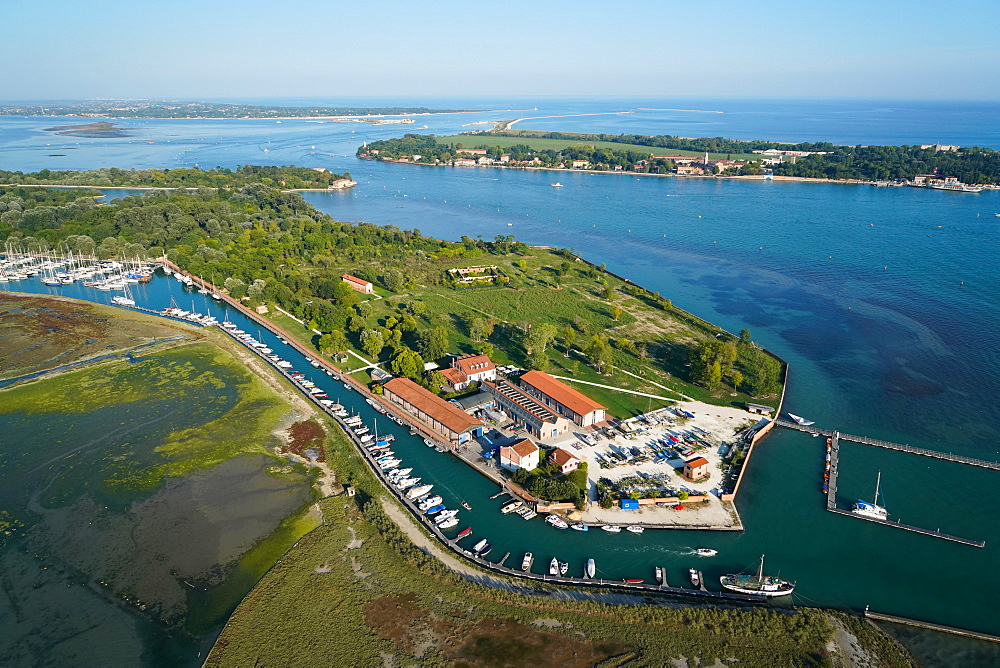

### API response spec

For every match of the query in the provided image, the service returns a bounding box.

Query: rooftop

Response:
[341,273,371,286]
[519,370,606,417]
[455,353,495,375]
[383,377,482,434]
[686,457,710,468]
[504,438,538,458]
[486,380,561,424]
[550,447,580,467]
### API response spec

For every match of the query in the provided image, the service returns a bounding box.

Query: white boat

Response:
[545,515,569,529]
[472,539,488,553]
[787,413,815,426]
[438,517,459,529]
[689,568,701,587]
[501,501,523,514]
[521,552,533,571]
[407,484,433,499]
[549,557,559,576]
[626,525,644,534]
[570,523,589,532]
[418,496,443,511]
[601,525,622,533]
[586,558,596,579]
[852,471,888,520]
[550,182,564,187]
[435,509,459,523]
[720,555,795,598]
[559,561,569,576]
[695,548,718,557]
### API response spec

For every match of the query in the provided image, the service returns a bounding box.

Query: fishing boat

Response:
[559,562,569,576]
[600,525,622,533]
[521,552,533,571]
[787,413,815,426]
[626,525,644,534]
[688,568,701,587]
[570,522,589,531]
[695,548,718,557]
[586,558,596,578]
[438,517,459,529]
[719,555,795,598]
[457,527,473,539]
[549,558,559,576]
[545,515,569,529]
[852,471,888,520]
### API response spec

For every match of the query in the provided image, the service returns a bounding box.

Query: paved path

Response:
[548,374,677,402]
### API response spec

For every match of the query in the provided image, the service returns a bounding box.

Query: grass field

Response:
[207,427,909,667]
[434,133,758,161]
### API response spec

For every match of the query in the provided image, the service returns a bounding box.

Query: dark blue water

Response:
[4,98,1000,644]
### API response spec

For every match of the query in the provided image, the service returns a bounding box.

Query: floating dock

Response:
[794,426,987,548]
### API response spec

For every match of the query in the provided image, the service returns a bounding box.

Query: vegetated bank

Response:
[206,421,914,667]
[359,130,1000,184]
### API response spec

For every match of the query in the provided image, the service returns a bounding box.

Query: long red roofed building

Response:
[382,377,482,445]
[517,370,607,428]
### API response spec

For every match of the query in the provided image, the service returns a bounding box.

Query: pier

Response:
[865,608,1000,644]
[777,420,1000,470]
[780,423,989,548]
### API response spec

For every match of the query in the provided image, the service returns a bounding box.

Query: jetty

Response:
[780,422,989,548]
[865,608,1000,644]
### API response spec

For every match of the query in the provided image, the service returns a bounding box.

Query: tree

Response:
[677,490,689,501]
[469,317,494,342]
[740,328,752,343]
[360,329,384,359]
[355,301,372,318]
[731,370,745,390]
[559,325,577,356]
[524,323,557,356]
[389,346,424,380]
[585,335,613,373]
[419,325,449,361]
[318,330,349,355]
[610,305,624,321]
[702,360,722,389]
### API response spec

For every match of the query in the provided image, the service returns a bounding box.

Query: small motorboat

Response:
[570,522,589,531]
[655,566,665,584]
[424,438,435,447]
[559,561,569,576]
[624,578,644,584]
[626,525,644,534]
[586,558,596,579]
[456,527,472,539]
[601,525,622,533]
[695,548,718,557]
[461,501,472,510]
[438,517,459,529]
[545,515,569,529]
[472,539,487,553]
[689,568,701,587]
[521,552,533,571]
[425,505,446,515]
[549,558,559,576]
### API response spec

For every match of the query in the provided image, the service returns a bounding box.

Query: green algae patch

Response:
[0,341,293,497]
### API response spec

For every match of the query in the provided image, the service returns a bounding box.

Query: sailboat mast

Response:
[874,471,881,506]
[758,554,765,580]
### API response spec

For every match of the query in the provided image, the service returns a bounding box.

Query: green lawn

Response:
[434,133,758,161]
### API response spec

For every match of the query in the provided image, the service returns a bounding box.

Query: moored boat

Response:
[601,524,622,533]
[624,578,644,584]
[559,561,568,576]
[586,558,596,578]
[852,471,888,520]
[472,539,488,553]
[438,517,459,529]
[457,527,473,539]
[549,557,559,576]
[787,413,815,426]
[521,552,533,571]
[689,568,701,587]
[719,555,795,598]
[570,522,589,531]
[545,515,569,529]
[626,525,644,534]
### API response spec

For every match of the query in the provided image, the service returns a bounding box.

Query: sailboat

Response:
[852,471,888,520]
[720,555,795,597]
[787,413,815,426]
[112,281,135,307]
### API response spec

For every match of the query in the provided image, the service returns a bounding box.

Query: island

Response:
[1,169,917,666]
[358,130,1000,187]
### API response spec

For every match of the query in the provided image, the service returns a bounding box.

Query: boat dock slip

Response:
[777,420,1000,471]
[797,428,987,548]
[865,609,1000,644]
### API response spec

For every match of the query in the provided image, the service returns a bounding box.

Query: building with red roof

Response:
[518,370,606,428]
[484,380,572,439]
[382,378,482,444]
[683,457,710,481]
[341,274,374,294]
[499,438,539,472]
[548,447,581,475]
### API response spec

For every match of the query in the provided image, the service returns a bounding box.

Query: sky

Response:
[4,0,999,101]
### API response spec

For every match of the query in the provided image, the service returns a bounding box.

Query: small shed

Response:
[746,403,774,416]
[620,499,639,510]
[683,457,710,481]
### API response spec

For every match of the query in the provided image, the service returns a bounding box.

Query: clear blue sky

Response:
[5,0,999,101]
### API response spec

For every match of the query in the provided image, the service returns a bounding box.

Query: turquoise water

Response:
[4,98,1000,659]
